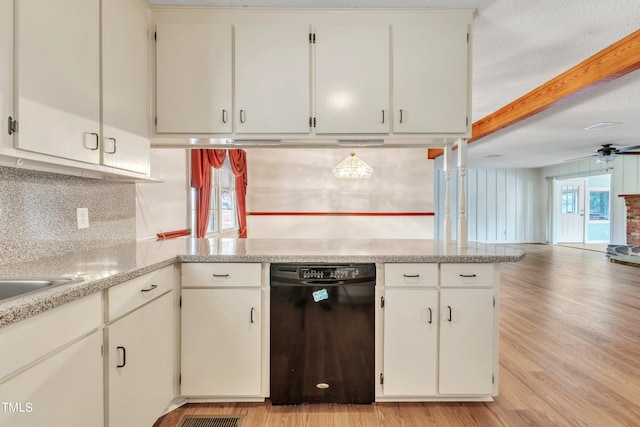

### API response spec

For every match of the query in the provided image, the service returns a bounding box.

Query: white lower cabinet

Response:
[107,292,174,427]
[0,331,104,427]
[107,290,174,427]
[181,288,262,396]
[383,288,437,396]
[439,288,495,395]
[381,263,497,399]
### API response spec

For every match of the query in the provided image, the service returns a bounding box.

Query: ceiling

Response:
[147,0,640,168]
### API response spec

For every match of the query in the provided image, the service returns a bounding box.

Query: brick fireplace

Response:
[619,194,640,246]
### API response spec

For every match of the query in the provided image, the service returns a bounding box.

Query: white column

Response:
[443,143,453,243]
[457,138,468,247]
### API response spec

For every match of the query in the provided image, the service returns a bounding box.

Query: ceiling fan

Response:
[567,143,640,163]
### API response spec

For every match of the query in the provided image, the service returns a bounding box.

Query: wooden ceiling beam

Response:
[428,28,640,160]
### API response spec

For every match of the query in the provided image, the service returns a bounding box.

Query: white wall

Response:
[136,149,189,240]
[246,148,435,239]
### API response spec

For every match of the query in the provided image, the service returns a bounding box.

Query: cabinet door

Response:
[0,0,12,150]
[439,288,494,395]
[235,24,310,134]
[108,292,174,427]
[383,288,437,396]
[393,23,469,134]
[15,0,100,164]
[315,25,389,134]
[102,0,150,174]
[181,288,262,396]
[0,331,103,427]
[156,23,232,134]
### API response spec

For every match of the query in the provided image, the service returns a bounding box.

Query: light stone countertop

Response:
[0,238,525,328]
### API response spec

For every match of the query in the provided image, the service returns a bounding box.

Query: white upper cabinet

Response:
[15,0,101,164]
[314,25,390,134]
[149,9,472,142]
[156,23,232,134]
[392,23,469,134]
[235,24,310,134]
[0,0,12,149]
[102,0,150,174]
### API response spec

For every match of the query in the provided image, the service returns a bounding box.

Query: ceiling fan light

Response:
[596,153,616,163]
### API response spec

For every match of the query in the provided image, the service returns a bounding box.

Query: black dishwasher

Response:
[270,263,376,405]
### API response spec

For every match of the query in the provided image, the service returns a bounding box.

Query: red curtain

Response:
[191,149,226,238]
[228,149,248,238]
[191,148,248,238]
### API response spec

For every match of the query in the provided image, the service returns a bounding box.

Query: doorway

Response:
[554,174,611,245]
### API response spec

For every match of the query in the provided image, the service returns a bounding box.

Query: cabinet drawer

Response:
[182,263,262,287]
[440,263,495,287]
[384,263,438,287]
[108,265,174,321]
[0,292,101,381]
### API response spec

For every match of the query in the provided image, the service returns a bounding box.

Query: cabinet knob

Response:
[399,109,404,124]
[240,110,246,124]
[222,109,228,124]
[381,109,385,124]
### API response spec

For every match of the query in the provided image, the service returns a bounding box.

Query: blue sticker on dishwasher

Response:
[312,289,329,302]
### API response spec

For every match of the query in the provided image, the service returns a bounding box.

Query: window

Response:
[190,157,238,235]
[560,185,579,214]
[589,190,610,221]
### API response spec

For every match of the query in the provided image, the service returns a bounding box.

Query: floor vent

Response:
[177,415,244,427]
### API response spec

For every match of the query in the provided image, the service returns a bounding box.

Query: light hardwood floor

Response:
[154,244,640,427]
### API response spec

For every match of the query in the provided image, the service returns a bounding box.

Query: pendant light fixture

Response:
[332,152,373,179]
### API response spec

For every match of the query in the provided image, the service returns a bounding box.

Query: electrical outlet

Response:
[76,208,89,229]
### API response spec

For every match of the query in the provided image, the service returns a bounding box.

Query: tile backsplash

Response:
[0,166,135,265]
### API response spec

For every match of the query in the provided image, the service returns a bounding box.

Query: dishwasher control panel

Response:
[300,267,359,280]
[271,263,376,283]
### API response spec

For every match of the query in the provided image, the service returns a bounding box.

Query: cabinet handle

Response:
[381,110,385,124]
[222,109,228,124]
[140,284,157,293]
[447,306,452,322]
[403,274,420,278]
[104,137,117,154]
[459,274,477,278]
[213,274,230,278]
[240,110,246,124]
[399,109,404,124]
[250,307,256,324]
[87,132,100,150]
[428,307,433,324]
[116,346,126,368]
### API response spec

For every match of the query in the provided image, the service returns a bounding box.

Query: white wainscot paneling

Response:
[434,167,543,243]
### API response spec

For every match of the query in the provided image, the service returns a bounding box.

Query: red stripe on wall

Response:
[247,212,435,216]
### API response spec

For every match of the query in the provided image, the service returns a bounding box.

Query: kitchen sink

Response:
[0,277,83,301]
